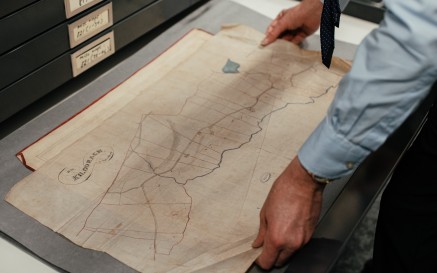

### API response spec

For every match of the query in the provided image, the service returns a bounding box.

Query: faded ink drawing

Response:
[7,25,349,273]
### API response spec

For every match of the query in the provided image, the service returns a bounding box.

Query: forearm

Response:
[299,0,437,179]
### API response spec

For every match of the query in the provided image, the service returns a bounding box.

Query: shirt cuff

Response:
[298,117,371,179]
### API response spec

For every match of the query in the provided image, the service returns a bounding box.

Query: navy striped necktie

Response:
[320,0,341,68]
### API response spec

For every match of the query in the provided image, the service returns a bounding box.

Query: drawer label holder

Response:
[64,0,104,19]
[68,3,113,49]
[71,31,115,77]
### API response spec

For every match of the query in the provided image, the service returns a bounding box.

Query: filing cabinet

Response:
[343,0,385,23]
[0,1,40,22]
[0,0,204,123]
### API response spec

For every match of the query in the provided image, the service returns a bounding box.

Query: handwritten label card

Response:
[68,3,113,48]
[71,31,115,77]
[64,0,104,18]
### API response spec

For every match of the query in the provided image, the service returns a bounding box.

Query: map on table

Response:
[7,25,350,273]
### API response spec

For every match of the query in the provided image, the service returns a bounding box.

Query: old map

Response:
[7,25,350,273]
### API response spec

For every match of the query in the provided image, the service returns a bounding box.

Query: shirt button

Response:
[346,162,354,169]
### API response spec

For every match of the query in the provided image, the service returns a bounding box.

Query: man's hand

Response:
[261,0,323,46]
[252,156,325,270]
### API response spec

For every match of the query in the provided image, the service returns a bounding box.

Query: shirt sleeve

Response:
[299,0,437,179]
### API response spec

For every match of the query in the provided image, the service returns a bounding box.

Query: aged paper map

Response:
[7,25,350,273]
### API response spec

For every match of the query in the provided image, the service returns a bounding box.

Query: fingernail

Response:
[271,20,278,27]
[267,26,273,33]
[252,241,261,248]
[261,38,269,46]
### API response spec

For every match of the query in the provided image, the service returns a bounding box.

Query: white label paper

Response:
[64,0,104,18]
[71,32,115,77]
[68,3,113,48]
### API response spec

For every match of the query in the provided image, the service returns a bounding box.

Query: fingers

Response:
[255,234,281,270]
[262,7,304,46]
[261,19,280,46]
[290,32,307,45]
[254,214,296,270]
[275,247,295,267]
[276,8,287,20]
[263,18,294,46]
[256,235,299,269]
[252,210,267,248]
[252,230,265,248]
[261,8,290,46]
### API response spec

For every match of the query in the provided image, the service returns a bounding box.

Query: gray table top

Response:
[0,1,359,272]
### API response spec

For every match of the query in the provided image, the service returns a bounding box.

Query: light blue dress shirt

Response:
[299,0,437,179]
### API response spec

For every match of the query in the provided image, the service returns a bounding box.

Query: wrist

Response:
[296,156,338,185]
[288,157,326,193]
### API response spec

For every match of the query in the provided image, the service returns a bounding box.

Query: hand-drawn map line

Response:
[66,58,336,260]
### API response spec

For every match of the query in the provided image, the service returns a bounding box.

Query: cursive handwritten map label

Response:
[73,9,109,41]
[68,3,113,48]
[71,31,115,77]
[58,147,114,185]
[77,38,111,68]
[64,0,104,18]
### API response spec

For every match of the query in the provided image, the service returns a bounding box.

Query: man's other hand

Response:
[261,0,323,46]
[252,156,325,269]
